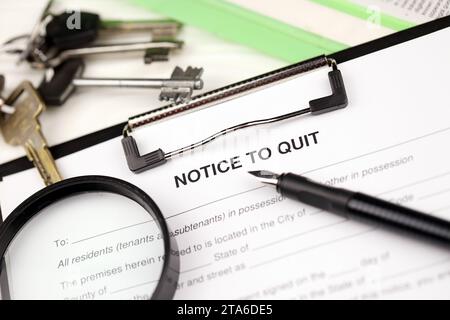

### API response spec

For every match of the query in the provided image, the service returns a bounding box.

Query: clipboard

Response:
[1,16,449,180]
[1,16,450,300]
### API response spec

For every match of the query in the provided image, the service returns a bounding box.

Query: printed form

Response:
[1,27,450,300]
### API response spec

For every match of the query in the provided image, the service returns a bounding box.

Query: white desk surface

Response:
[0,0,286,165]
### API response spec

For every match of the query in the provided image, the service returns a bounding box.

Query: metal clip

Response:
[122,56,348,174]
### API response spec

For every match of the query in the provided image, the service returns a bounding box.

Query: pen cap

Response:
[277,173,353,216]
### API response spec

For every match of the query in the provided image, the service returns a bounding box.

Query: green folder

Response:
[132,0,415,62]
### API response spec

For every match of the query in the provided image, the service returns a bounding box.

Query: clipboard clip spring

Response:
[122,56,348,173]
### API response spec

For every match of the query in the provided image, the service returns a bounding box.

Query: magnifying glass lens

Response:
[1,192,165,300]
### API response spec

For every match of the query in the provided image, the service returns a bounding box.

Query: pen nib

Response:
[248,170,280,186]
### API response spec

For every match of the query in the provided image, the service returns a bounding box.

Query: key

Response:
[0,81,62,185]
[5,6,183,66]
[38,58,204,106]
[45,11,182,50]
[67,16,183,63]
[101,18,182,35]
[31,40,183,69]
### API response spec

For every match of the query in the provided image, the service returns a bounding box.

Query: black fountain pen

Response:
[249,170,450,244]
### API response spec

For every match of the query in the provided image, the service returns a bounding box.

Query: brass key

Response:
[0,81,61,185]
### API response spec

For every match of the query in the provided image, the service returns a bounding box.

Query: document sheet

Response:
[352,0,450,23]
[1,28,450,300]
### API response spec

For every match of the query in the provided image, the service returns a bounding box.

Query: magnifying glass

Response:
[0,175,179,300]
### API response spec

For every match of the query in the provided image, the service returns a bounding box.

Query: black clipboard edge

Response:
[331,15,450,63]
[1,16,449,180]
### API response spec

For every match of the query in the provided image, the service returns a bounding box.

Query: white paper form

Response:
[2,27,450,300]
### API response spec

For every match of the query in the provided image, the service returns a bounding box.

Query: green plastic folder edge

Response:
[132,0,346,62]
[132,0,414,62]
[310,0,415,31]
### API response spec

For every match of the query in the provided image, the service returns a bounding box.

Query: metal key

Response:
[101,18,182,35]
[31,40,183,69]
[0,82,62,185]
[4,3,183,67]
[45,11,182,50]
[38,58,204,105]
